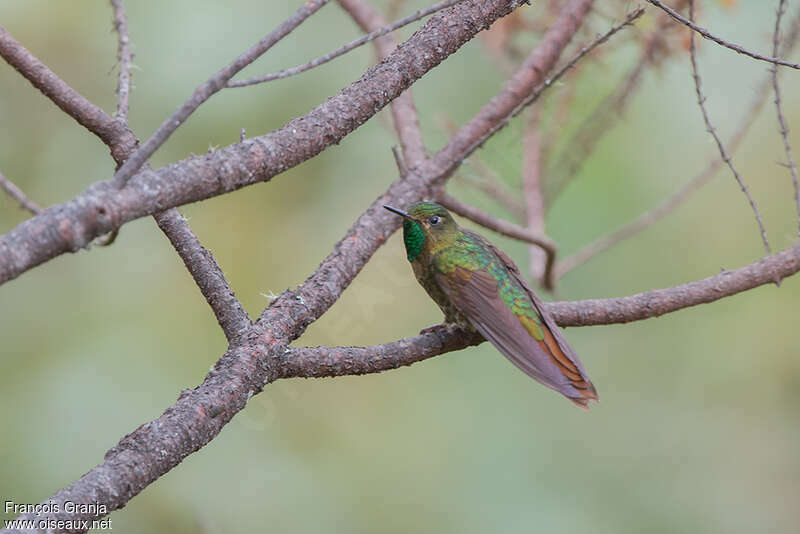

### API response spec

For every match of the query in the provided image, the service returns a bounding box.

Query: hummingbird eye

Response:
[429,215,441,226]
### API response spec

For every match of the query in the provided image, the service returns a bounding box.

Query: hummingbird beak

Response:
[383,205,411,219]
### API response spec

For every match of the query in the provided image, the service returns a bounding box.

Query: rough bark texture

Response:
[4,0,796,532]
[0,0,528,286]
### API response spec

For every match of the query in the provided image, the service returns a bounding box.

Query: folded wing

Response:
[435,231,598,408]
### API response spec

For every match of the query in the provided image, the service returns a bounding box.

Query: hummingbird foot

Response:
[419,323,451,335]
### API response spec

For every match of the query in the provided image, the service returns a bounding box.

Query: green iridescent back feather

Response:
[433,230,544,339]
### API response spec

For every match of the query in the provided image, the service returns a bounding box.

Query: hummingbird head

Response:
[384,201,458,262]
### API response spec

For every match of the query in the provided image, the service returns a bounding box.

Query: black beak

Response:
[383,205,410,218]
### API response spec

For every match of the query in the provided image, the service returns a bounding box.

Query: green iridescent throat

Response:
[403,219,425,261]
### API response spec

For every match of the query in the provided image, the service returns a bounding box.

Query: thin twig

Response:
[435,7,645,179]
[336,0,427,167]
[154,209,252,343]
[771,0,800,235]
[0,12,250,344]
[111,0,331,188]
[227,0,466,88]
[556,8,800,279]
[439,193,557,282]
[108,1,250,342]
[688,0,771,254]
[110,0,133,121]
[0,0,529,287]
[438,113,526,219]
[10,1,800,529]
[0,25,137,164]
[646,0,800,69]
[546,0,688,203]
[0,171,42,215]
[286,240,800,377]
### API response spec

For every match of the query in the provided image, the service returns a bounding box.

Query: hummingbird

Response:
[384,201,598,408]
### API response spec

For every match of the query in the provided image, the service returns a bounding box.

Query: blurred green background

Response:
[1,1,799,532]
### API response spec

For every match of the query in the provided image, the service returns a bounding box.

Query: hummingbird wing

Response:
[434,230,598,408]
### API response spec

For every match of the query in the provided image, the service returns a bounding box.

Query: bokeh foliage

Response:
[1,1,799,532]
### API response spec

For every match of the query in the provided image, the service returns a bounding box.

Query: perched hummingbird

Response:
[384,201,598,408]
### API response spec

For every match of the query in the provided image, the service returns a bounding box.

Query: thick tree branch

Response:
[0,0,530,287]
[9,3,793,532]
[433,0,596,178]
[336,0,427,167]
[228,0,464,89]
[0,4,250,343]
[110,0,331,188]
[646,0,800,69]
[286,241,800,378]
[284,325,484,377]
[433,4,643,181]
[3,3,536,529]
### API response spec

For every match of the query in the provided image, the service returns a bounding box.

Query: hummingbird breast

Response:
[410,258,474,330]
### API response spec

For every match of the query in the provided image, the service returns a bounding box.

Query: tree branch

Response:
[546,0,688,204]
[154,209,252,343]
[0,25,137,164]
[688,0,771,254]
[0,5,251,344]
[283,325,484,378]
[0,171,42,216]
[556,75,774,279]
[555,6,800,279]
[433,0,595,177]
[439,193,557,270]
[432,3,642,181]
[110,0,331,188]
[228,0,464,89]
[771,0,800,235]
[286,240,800,379]
[437,113,525,218]
[646,0,800,69]
[109,0,133,121]
[336,0,427,167]
[0,0,530,287]
[3,5,600,527]
[7,4,797,532]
